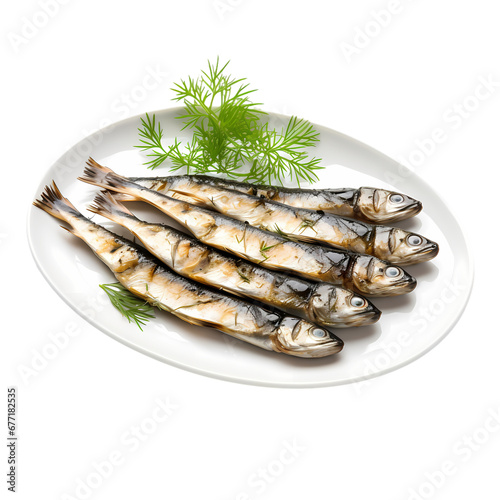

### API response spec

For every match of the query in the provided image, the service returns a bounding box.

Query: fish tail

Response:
[88,190,137,225]
[33,182,82,223]
[34,181,133,260]
[78,158,138,198]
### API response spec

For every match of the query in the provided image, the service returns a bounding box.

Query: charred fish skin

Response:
[123,175,437,265]
[127,175,423,223]
[88,191,381,328]
[33,183,343,358]
[79,159,417,297]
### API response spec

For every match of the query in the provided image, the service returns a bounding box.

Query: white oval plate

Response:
[27,108,473,388]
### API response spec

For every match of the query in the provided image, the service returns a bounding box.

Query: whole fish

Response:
[123,174,422,224]
[115,175,438,265]
[89,191,381,328]
[33,183,343,358]
[79,159,417,297]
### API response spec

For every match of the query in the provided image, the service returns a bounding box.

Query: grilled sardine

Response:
[124,174,423,224]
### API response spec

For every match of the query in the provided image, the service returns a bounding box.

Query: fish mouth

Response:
[395,200,423,219]
[323,306,381,327]
[355,278,416,297]
[309,337,344,358]
[406,242,439,264]
[351,304,382,323]
[386,275,417,295]
[278,336,344,358]
[380,200,423,223]
[401,275,417,292]
[363,305,382,323]
[417,242,439,258]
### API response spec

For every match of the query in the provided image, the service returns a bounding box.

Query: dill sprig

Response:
[100,282,156,331]
[136,58,323,186]
[273,224,298,241]
[237,270,251,283]
[298,218,318,234]
[259,241,279,261]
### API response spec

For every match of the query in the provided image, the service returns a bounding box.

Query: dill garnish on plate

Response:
[136,58,323,186]
[100,282,156,331]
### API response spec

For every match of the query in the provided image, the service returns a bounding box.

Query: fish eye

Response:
[407,234,423,246]
[390,194,404,204]
[385,267,401,278]
[350,296,366,308]
[311,328,328,339]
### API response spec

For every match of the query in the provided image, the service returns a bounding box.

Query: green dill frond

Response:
[136,59,323,186]
[236,117,323,187]
[259,240,279,261]
[298,219,318,234]
[235,224,248,250]
[237,271,251,283]
[100,282,156,331]
[273,224,297,241]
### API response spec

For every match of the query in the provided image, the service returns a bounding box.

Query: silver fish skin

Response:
[78,159,417,297]
[33,183,343,358]
[89,191,381,328]
[118,176,438,265]
[125,174,423,224]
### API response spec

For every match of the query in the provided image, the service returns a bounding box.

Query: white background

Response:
[2,1,499,499]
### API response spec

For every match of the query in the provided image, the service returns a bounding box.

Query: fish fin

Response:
[108,192,139,202]
[33,182,82,222]
[78,158,115,188]
[166,188,206,204]
[59,225,76,235]
[78,158,133,196]
[88,191,139,227]
[88,190,137,224]
[87,157,114,175]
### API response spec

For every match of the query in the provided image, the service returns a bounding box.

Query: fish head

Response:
[351,255,417,296]
[357,187,422,223]
[384,228,439,265]
[308,284,381,327]
[273,317,343,358]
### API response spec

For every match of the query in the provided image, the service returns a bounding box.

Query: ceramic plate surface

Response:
[27,108,473,388]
